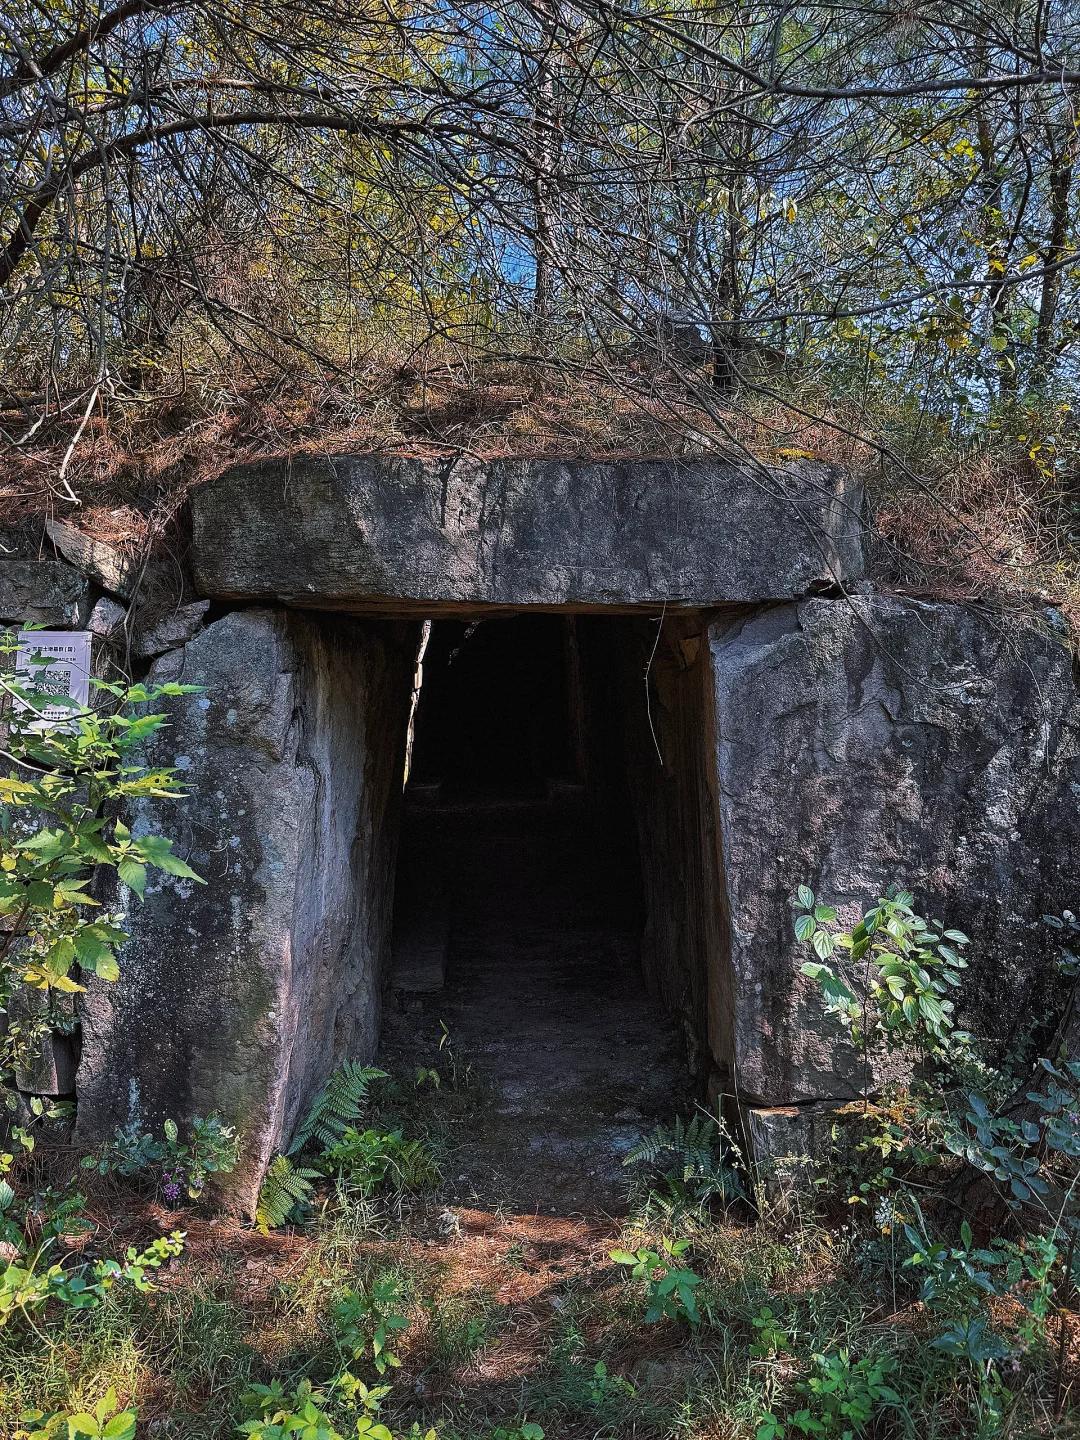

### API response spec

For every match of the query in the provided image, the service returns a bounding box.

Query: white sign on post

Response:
[14,631,93,726]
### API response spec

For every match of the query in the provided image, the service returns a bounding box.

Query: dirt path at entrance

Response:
[381,798,692,1215]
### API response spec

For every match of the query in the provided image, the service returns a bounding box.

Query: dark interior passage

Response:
[383,614,692,1213]
[409,615,572,797]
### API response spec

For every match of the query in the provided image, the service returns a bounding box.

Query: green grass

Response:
[0,1193,1076,1439]
[4,1058,1080,1440]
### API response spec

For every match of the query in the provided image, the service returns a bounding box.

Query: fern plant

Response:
[288,1063,387,1155]
[625,1114,744,1214]
[255,1155,320,1233]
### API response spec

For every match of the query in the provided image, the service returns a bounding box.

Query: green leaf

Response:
[796,885,814,909]
[88,923,130,945]
[117,860,146,898]
[813,906,837,923]
[119,715,167,744]
[46,937,77,973]
[102,1416,137,1440]
[918,995,945,1025]
[154,853,204,883]
[74,933,113,967]
[133,835,205,884]
[20,829,73,859]
[93,955,120,983]
[812,929,835,959]
[794,913,816,941]
[800,961,833,981]
[66,1416,99,1438]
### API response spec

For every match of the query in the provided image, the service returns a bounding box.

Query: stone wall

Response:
[593,614,733,1084]
[0,557,91,628]
[74,608,415,1207]
[710,595,1080,1111]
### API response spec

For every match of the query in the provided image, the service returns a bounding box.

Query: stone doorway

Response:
[71,454,1080,1211]
[383,614,693,1213]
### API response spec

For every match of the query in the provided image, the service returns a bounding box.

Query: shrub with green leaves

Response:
[793,883,969,1064]
[610,1236,702,1325]
[0,1140,91,1258]
[0,635,203,1078]
[0,1230,185,1327]
[750,1305,792,1358]
[585,1360,635,1409]
[0,1125,186,1328]
[84,1113,239,1203]
[334,1279,410,1375]
[288,1062,387,1155]
[18,1388,137,1440]
[255,1154,321,1233]
[257,1062,439,1229]
[793,877,1080,1430]
[325,1127,442,1197]
[624,1112,743,1215]
[237,1376,435,1440]
[757,1351,900,1439]
[943,1059,1080,1210]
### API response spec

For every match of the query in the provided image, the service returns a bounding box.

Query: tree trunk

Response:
[1034,140,1074,389]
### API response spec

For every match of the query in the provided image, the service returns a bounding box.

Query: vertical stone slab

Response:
[711,596,1080,1107]
[74,608,414,1208]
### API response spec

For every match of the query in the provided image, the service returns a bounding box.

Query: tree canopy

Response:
[1,0,1078,585]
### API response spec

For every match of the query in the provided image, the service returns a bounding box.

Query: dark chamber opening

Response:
[382,614,692,1214]
[408,614,571,798]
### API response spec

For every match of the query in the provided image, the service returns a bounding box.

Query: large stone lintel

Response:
[191,455,864,610]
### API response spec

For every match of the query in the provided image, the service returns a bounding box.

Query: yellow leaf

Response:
[22,966,85,993]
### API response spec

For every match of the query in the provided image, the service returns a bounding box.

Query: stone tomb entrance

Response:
[67,456,1080,1210]
[383,614,694,1212]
